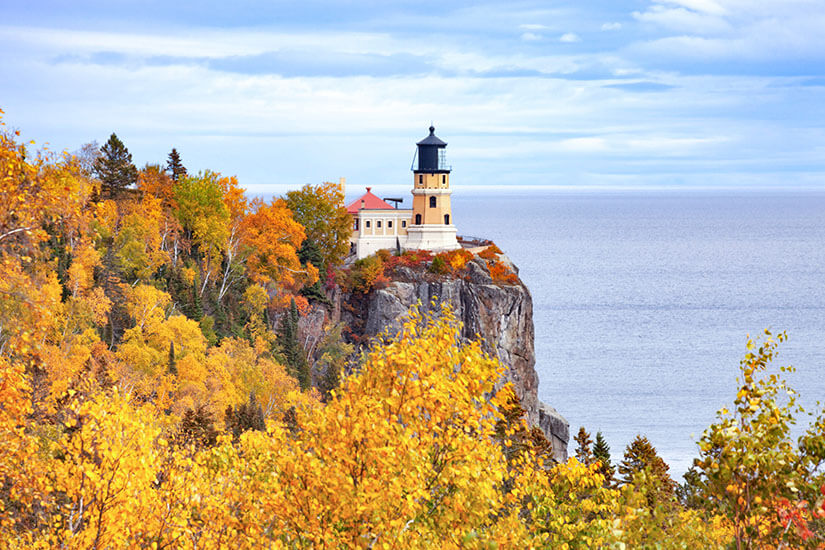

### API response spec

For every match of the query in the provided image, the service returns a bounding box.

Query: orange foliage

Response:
[489,260,519,285]
[477,243,503,261]
[242,198,312,292]
[137,164,176,208]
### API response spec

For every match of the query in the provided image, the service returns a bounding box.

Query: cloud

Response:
[603,81,674,92]
[654,0,728,16]
[633,6,731,34]
[1,2,824,191]
[626,0,825,72]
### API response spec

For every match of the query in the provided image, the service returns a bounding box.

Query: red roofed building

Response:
[347,187,413,259]
[347,126,460,259]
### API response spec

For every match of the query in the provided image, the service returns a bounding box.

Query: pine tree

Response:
[298,239,329,303]
[278,298,310,390]
[225,392,266,440]
[166,148,187,182]
[179,405,218,447]
[94,133,137,197]
[592,431,614,486]
[167,341,177,376]
[298,238,324,272]
[574,426,595,465]
[618,434,677,507]
[319,362,340,402]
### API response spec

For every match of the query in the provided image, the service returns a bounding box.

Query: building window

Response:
[415,214,422,225]
[418,175,423,185]
[444,214,450,224]
[377,220,382,228]
[402,220,406,227]
[429,196,437,208]
[442,175,446,184]
[354,219,359,231]
[388,220,393,228]
[366,220,371,228]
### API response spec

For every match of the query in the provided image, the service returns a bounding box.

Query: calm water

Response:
[452,190,825,478]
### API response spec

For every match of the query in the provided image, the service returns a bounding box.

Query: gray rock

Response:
[342,256,569,459]
[538,401,570,463]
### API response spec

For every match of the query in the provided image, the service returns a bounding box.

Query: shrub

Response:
[478,243,503,260]
[346,255,385,293]
[489,260,519,285]
[429,255,448,274]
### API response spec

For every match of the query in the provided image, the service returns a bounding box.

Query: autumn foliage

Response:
[1,113,823,548]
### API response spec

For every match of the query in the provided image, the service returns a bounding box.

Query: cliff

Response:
[339,254,569,461]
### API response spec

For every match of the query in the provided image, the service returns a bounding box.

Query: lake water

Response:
[452,189,825,479]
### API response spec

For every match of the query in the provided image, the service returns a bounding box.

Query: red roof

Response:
[346,187,396,214]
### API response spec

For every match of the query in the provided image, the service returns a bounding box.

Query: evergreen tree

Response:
[94,133,137,197]
[297,238,324,272]
[167,341,177,376]
[315,322,354,402]
[298,239,329,303]
[618,434,677,507]
[319,363,340,402]
[166,148,187,182]
[574,426,594,465]
[225,392,266,440]
[592,431,615,486]
[278,298,310,390]
[179,405,218,448]
[677,467,706,509]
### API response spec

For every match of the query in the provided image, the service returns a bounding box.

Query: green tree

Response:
[315,322,354,401]
[94,133,137,197]
[173,171,230,295]
[278,298,309,390]
[619,435,676,508]
[284,182,351,269]
[593,431,615,486]
[166,148,187,182]
[690,330,825,549]
[574,426,594,465]
[298,239,328,303]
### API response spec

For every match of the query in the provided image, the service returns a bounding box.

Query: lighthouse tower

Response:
[405,125,460,252]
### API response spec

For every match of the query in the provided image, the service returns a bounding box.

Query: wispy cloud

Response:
[0,1,822,191]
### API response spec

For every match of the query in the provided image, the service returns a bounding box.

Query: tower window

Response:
[415,214,422,225]
[429,196,437,208]
[442,175,446,184]
[444,214,450,224]
[418,175,423,185]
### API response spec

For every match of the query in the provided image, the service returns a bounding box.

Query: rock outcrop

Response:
[341,255,569,461]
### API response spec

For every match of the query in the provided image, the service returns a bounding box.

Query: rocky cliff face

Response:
[340,255,569,461]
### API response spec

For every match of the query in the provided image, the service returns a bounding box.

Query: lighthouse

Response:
[404,125,460,252]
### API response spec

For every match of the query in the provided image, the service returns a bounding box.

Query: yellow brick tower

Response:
[405,125,460,251]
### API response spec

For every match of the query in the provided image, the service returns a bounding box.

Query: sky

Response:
[1,0,824,195]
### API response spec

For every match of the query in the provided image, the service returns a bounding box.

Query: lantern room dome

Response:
[416,125,447,147]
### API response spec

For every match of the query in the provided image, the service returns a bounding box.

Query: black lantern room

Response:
[412,126,450,173]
